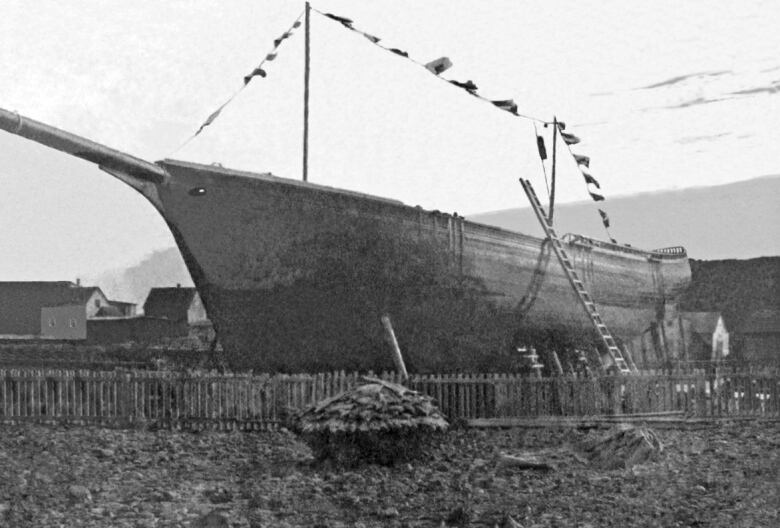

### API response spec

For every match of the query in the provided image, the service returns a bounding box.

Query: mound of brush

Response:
[293,377,448,466]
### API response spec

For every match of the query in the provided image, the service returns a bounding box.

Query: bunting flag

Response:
[492,99,518,115]
[361,32,381,43]
[194,107,225,136]
[324,13,354,28]
[313,8,548,124]
[599,209,610,228]
[573,153,590,167]
[176,10,304,146]
[274,32,291,47]
[389,48,409,57]
[243,16,304,86]
[589,190,605,201]
[536,135,547,160]
[243,67,266,83]
[560,131,580,145]
[579,165,600,188]
[425,57,453,75]
[449,79,478,94]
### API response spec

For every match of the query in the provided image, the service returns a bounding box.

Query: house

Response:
[679,311,730,361]
[0,281,138,340]
[737,309,780,365]
[106,300,137,317]
[143,286,208,324]
[0,281,111,339]
[628,308,729,367]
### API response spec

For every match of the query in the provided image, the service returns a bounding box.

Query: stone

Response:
[67,484,92,502]
[205,487,233,504]
[152,489,179,502]
[377,506,399,518]
[93,448,115,459]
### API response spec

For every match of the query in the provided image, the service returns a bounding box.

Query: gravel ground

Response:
[0,421,777,527]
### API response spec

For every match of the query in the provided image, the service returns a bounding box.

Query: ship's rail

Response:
[561,233,687,260]
[651,246,687,256]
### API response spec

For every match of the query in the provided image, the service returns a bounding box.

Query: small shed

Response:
[143,286,209,324]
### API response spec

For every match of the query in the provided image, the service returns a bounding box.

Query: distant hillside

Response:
[86,247,192,307]
[470,175,780,260]
[681,256,780,330]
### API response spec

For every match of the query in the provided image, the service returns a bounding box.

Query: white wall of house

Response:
[187,292,209,324]
[85,289,110,318]
[712,316,729,358]
[41,304,87,340]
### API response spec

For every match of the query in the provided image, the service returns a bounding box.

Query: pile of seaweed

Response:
[293,377,448,466]
[578,424,663,470]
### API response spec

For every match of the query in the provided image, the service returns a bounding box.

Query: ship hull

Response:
[152,160,691,372]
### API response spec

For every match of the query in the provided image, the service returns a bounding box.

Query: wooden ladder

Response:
[519,178,632,374]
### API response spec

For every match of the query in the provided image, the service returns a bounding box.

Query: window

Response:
[68,318,77,328]
[48,317,56,327]
[95,299,101,308]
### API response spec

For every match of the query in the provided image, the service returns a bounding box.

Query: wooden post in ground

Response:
[381,315,408,381]
[551,350,564,375]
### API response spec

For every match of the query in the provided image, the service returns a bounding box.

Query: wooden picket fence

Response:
[0,368,778,429]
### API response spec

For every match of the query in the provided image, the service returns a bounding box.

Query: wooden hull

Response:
[152,160,691,372]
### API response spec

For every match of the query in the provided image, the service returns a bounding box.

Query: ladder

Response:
[519,178,632,374]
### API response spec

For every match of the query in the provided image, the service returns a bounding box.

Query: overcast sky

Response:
[1,0,778,281]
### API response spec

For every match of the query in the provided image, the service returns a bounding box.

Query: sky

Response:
[1,0,778,282]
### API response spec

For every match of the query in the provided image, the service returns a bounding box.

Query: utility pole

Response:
[302,1,311,182]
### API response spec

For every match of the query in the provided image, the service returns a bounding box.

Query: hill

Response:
[86,247,193,307]
[469,175,780,260]
[681,256,780,330]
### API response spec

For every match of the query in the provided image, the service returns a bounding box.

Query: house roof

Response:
[681,311,723,335]
[0,281,103,306]
[143,287,198,321]
[0,281,106,335]
[739,309,780,334]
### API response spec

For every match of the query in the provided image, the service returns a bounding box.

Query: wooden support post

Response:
[381,315,408,380]
[548,116,558,223]
[551,350,564,376]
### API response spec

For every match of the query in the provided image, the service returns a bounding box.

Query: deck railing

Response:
[0,369,777,429]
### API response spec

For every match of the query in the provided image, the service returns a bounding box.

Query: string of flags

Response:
[315,9,548,124]
[535,121,616,242]
[317,9,617,241]
[172,7,619,243]
[172,10,305,152]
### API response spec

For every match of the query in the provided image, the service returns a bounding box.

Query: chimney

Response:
[176,283,181,288]
[76,278,81,286]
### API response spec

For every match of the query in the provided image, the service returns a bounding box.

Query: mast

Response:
[548,116,557,223]
[302,1,311,182]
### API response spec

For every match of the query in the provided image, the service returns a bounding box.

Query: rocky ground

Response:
[0,421,777,527]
